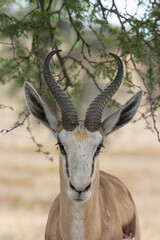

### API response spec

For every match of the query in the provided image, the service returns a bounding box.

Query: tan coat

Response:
[45,158,140,240]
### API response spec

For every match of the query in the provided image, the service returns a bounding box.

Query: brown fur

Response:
[45,157,140,240]
[58,125,64,134]
[73,128,89,142]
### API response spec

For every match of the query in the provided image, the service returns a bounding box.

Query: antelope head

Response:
[24,50,142,203]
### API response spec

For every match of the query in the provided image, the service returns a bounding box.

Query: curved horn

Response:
[84,53,124,132]
[43,50,79,131]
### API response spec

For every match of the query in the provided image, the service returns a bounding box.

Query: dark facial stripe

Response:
[66,156,70,177]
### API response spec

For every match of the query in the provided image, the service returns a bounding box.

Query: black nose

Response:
[69,181,91,194]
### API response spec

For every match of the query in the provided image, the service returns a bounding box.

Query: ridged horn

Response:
[43,50,79,131]
[84,53,124,132]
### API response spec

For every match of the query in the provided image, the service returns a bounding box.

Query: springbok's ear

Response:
[24,81,60,137]
[101,91,142,137]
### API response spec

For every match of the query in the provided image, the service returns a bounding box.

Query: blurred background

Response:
[0,0,160,240]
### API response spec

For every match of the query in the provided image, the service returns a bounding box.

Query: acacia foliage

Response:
[0,0,160,142]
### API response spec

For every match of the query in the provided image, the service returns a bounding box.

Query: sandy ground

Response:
[0,84,160,240]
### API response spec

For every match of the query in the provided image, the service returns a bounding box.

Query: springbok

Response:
[24,50,142,240]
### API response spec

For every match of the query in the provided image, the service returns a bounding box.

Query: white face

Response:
[58,123,103,203]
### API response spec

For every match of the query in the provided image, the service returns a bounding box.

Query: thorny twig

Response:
[27,117,53,161]
[67,9,91,57]
[51,1,65,48]
[3,112,30,135]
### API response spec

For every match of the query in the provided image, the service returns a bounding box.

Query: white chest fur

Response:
[72,206,85,240]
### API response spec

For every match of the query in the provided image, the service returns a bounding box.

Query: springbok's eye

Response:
[57,141,66,155]
[95,142,104,156]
